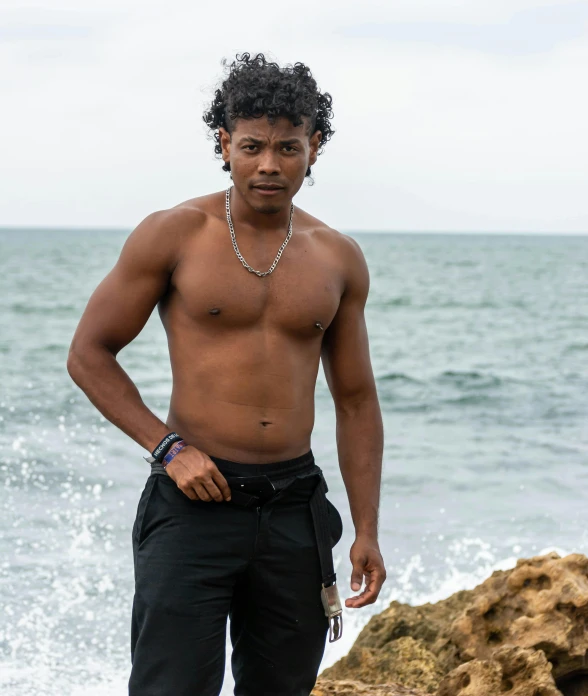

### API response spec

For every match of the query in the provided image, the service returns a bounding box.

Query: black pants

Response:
[128,450,343,696]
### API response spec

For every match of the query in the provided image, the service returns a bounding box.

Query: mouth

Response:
[253,184,285,195]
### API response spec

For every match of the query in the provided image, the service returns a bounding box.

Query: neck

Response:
[228,185,292,233]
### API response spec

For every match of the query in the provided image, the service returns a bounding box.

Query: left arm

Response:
[321,234,386,608]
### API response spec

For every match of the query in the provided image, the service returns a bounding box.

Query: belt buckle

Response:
[321,582,343,642]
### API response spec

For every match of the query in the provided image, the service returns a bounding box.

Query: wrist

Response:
[354,529,379,543]
[144,431,183,464]
[162,440,187,468]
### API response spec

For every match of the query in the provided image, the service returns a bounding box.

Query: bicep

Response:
[321,237,377,406]
[70,212,177,355]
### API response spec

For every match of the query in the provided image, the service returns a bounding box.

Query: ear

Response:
[219,127,231,164]
[308,129,322,167]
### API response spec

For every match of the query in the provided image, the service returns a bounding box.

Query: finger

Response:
[346,568,386,608]
[194,482,213,502]
[347,571,377,602]
[179,485,198,501]
[345,586,376,608]
[210,468,232,501]
[350,564,364,592]
[348,587,377,607]
[345,571,371,605]
[373,565,387,594]
[202,478,225,502]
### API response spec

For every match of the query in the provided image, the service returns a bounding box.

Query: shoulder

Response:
[296,208,369,294]
[128,206,206,245]
[296,207,365,260]
[122,193,224,271]
[170,190,226,226]
[136,190,226,240]
[149,198,213,238]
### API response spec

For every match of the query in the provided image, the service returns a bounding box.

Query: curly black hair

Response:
[203,53,334,178]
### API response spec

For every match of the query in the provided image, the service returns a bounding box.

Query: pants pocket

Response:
[132,474,159,547]
[326,498,343,548]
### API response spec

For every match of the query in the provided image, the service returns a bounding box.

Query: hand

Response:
[164,445,232,503]
[345,535,386,609]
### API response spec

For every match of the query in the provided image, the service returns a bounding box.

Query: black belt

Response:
[149,461,343,642]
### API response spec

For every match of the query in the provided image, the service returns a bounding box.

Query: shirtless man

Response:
[67,53,386,696]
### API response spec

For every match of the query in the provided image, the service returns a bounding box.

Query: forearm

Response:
[67,344,171,453]
[335,395,384,541]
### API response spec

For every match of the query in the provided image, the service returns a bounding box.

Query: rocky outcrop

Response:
[315,553,588,696]
[319,636,442,693]
[312,679,427,695]
[437,646,560,696]
[320,590,476,690]
[450,553,588,688]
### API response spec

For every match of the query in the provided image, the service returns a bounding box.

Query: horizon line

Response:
[1,225,587,237]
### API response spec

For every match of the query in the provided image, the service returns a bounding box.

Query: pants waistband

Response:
[150,449,316,481]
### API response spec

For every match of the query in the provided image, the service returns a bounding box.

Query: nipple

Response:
[314,321,324,331]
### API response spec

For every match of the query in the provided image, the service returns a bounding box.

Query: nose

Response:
[257,150,281,176]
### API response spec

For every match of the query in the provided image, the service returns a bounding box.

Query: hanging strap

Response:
[309,474,336,587]
[309,473,343,642]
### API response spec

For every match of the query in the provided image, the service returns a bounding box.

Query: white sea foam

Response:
[0,526,574,696]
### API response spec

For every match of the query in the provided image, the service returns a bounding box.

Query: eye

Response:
[243,144,257,151]
[282,145,296,152]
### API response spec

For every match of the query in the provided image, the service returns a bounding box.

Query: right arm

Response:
[67,210,181,453]
[66,209,231,503]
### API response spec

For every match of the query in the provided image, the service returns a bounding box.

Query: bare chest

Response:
[166,227,343,336]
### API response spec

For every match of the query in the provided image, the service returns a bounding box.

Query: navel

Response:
[208,308,221,316]
[260,421,272,427]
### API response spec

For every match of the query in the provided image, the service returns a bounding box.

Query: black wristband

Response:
[151,432,184,463]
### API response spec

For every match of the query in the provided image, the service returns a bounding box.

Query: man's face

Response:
[219,115,321,214]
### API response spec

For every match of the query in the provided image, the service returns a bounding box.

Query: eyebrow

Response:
[236,136,303,145]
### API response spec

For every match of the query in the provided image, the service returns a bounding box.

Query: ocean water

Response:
[1,228,587,694]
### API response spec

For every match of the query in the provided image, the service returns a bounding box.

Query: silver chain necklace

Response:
[225,186,294,277]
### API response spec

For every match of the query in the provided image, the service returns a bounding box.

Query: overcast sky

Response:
[1,0,587,232]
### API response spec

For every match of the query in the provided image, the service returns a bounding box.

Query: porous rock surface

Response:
[317,553,588,696]
[450,553,588,683]
[437,646,560,696]
[320,590,475,692]
[318,635,442,693]
[312,678,426,695]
